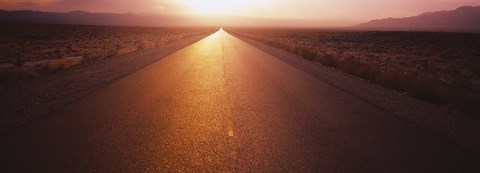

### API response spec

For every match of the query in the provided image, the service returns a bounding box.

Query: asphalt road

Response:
[1,29,478,172]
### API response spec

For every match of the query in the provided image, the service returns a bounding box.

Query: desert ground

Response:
[0,24,217,78]
[1,29,479,172]
[226,28,480,117]
[0,24,217,134]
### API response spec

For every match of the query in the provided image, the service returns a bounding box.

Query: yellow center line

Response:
[226,95,234,137]
[221,30,234,137]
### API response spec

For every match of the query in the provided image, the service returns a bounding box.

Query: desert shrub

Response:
[35,63,50,73]
[337,56,360,74]
[457,95,480,118]
[288,45,298,54]
[296,46,317,61]
[446,77,480,118]
[406,76,446,105]
[316,53,337,67]
[449,77,472,94]
[47,61,64,71]
[273,42,291,52]
[0,69,18,81]
[265,35,449,105]
[376,70,407,91]
[14,57,24,72]
[356,63,382,82]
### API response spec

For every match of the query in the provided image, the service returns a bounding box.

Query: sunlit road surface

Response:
[1,29,478,172]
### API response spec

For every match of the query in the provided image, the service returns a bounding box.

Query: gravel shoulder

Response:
[0,34,212,135]
[231,33,480,154]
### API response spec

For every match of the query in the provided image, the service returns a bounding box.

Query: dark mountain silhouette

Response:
[356,6,480,32]
[0,10,334,27]
[0,10,190,26]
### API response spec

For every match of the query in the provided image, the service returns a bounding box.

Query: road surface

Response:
[1,29,478,172]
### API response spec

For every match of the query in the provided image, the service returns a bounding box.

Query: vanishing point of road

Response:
[1,29,478,172]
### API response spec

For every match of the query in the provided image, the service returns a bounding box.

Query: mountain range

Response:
[1,6,480,32]
[356,6,480,32]
[0,10,335,28]
[0,10,188,26]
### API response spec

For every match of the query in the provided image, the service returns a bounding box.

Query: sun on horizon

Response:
[184,0,273,15]
[0,0,479,26]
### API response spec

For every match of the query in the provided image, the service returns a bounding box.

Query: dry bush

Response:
[447,77,480,117]
[375,70,407,91]
[405,77,446,105]
[47,60,64,71]
[355,63,382,82]
[295,46,317,61]
[0,69,19,81]
[336,56,360,74]
[315,53,337,67]
[457,96,480,118]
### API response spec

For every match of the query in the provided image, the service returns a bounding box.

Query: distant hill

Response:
[356,6,480,32]
[0,10,190,26]
[0,10,333,27]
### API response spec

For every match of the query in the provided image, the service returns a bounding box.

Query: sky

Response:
[1,0,480,25]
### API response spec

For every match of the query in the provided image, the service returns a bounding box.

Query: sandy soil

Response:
[0,33,213,135]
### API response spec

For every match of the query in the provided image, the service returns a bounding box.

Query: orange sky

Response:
[1,0,480,26]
